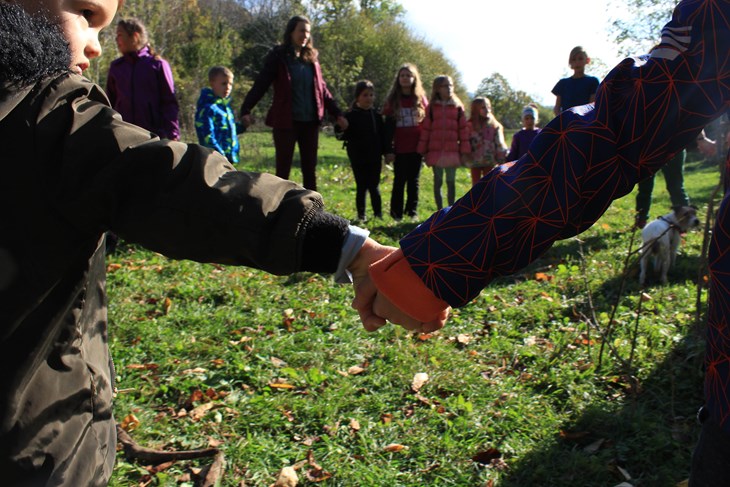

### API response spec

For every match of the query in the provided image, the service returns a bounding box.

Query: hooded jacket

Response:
[106,45,180,140]
[195,87,240,163]
[239,45,341,129]
[0,5,349,485]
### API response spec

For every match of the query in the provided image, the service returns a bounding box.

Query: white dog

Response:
[639,206,700,285]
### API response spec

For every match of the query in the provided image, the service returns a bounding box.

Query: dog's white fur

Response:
[639,206,700,285]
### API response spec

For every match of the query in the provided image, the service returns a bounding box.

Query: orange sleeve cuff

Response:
[368,249,450,323]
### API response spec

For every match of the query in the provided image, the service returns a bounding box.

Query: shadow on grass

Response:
[498,257,706,486]
[499,332,704,487]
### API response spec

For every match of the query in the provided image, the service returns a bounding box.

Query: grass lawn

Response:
[108,131,720,486]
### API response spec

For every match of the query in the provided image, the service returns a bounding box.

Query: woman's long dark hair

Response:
[282,15,318,63]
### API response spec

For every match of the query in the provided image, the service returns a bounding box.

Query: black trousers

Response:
[390,152,422,219]
[348,151,382,218]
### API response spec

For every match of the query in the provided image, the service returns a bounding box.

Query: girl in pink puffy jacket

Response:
[418,75,470,209]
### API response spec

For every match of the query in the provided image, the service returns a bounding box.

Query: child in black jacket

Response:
[340,80,387,221]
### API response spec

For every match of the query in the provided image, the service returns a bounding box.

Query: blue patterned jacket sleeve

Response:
[400,0,730,308]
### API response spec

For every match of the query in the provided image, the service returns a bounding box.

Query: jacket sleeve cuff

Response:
[368,249,449,323]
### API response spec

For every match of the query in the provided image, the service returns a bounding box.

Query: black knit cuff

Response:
[300,210,350,273]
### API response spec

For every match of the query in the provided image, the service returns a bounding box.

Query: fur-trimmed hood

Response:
[0,2,70,89]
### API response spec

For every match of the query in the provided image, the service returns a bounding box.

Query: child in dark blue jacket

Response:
[339,80,387,221]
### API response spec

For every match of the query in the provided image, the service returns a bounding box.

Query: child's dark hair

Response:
[0,3,71,89]
[282,15,318,63]
[351,80,374,109]
[208,66,233,82]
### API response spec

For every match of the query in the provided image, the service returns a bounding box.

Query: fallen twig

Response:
[116,424,219,464]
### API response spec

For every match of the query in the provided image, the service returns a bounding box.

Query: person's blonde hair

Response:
[469,96,501,129]
[384,63,426,121]
[429,75,463,108]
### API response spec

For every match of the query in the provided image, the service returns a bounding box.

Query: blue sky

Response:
[397,0,631,105]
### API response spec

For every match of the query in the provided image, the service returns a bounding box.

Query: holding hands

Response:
[346,239,451,333]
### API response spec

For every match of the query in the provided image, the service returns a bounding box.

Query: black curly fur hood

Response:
[0,2,71,88]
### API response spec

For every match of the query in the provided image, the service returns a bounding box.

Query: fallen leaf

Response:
[269,381,295,389]
[641,292,652,302]
[418,333,434,341]
[273,466,298,487]
[190,402,215,421]
[106,263,122,272]
[616,465,631,480]
[271,356,287,368]
[535,272,552,282]
[456,334,471,345]
[120,413,140,431]
[125,363,159,370]
[181,367,208,375]
[208,437,224,448]
[381,413,393,424]
[540,292,553,302]
[348,365,365,375]
[163,297,172,314]
[383,443,408,452]
[411,372,429,392]
[583,438,605,453]
[349,418,361,432]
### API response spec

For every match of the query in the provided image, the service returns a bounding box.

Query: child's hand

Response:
[242,114,252,128]
[336,116,349,131]
[348,239,397,331]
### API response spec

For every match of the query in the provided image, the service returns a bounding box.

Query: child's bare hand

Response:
[348,239,397,332]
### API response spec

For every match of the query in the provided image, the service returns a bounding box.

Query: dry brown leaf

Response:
[163,297,172,314]
[181,367,208,375]
[271,357,287,368]
[411,372,429,392]
[208,437,224,448]
[383,443,407,452]
[456,334,471,345]
[125,363,159,370]
[120,413,140,431]
[190,402,215,421]
[269,379,295,389]
[348,365,365,375]
[272,466,298,487]
[381,413,393,424]
[641,292,652,302]
[535,272,552,282]
[349,418,360,432]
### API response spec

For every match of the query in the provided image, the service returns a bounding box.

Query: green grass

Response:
[108,131,720,486]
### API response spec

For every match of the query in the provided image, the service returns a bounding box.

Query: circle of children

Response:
[4,0,730,484]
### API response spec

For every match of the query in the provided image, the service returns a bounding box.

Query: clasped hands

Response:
[347,238,450,334]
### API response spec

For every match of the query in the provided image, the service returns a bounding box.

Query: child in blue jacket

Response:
[195,66,241,164]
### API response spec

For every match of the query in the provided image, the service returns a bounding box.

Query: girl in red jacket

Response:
[382,64,428,219]
[418,75,470,209]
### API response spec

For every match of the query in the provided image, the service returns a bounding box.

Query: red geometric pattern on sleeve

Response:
[400,0,730,430]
